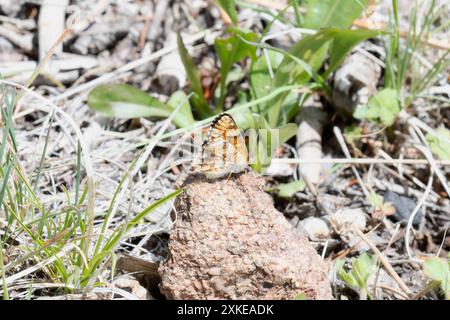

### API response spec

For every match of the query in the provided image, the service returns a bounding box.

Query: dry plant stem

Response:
[410,280,441,300]
[352,19,449,51]
[372,224,401,299]
[333,126,370,197]
[376,284,410,300]
[404,145,435,262]
[353,227,412,297]
[272,158,450,165]
[4,244,75,286]
[138,13,152,49]
[54,29,214,101]
[24,28,73,93]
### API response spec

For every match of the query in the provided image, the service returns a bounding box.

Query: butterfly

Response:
[192,113,248,179]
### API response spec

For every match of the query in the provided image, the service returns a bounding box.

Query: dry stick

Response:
[354,227,412,297]
[333,127,370,197]
[138,12,153,49]
[372,224,401,299]
[403,145,435,262]
[408,118,450,198]
[54,29,214,102]
[410,281,441,300]
[272,158,450,165]
[14,27,73,117]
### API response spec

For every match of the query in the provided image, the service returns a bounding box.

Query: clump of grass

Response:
[385,0,449,106]
[0,84,181,299]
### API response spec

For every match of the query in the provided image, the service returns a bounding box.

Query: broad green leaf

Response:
[423,257,449,299]
[215,30,257,109]
[424,257,449,283]
[344,125,362,142]
[87,84,190,128]
[248,115,297,173]
[267,28,379,127]
[426,127,450,160]
[336,260,359,288]
[354,88,400,126]
[336,254,377,295]
[278,123,298,145]
[267,30,331,126]
[167,91,195,128]
[177,33,212,118]
[88,84,168,118]
[215,0,238,25]
[352,253,377,288]
[250,51,284,106]
[276,180,306,198]
[304,0,369,29]
[324,29,383,79]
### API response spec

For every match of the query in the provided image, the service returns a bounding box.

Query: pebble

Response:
[298,217,330,241]
[383,191,422,226]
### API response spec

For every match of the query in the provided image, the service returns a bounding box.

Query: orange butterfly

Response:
[192,113,248,179]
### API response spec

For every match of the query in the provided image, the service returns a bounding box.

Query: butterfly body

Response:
[192,113,248,179]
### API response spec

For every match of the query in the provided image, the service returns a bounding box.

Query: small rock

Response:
[114,276,149,300]
[383,191,422,226]
[298,217,330,241]
[330,208,367,242]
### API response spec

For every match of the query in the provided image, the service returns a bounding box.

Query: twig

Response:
[272,158,450,165]
[404,147,434,262]
[333,127,370,197]
[138,12,153,49]
[410,280,441,300]
[354,227,413,297]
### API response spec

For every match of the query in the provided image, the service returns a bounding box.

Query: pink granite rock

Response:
[159,171,333,299]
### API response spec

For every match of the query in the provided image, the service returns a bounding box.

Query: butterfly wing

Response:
[192,113,248,178]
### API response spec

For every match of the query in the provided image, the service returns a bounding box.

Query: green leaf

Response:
[293,292,308,300]
[250,51,284,105]
[423,257,449,299]
[167,91,195,128]
[344,125,362,142]
[324,29,383,79]
[215,0,238,25]
[267,28,379,127]
[426,127,450,160]
[354,88,400,126]
[424,257,449,283]
[336,254,377,295]
[304,0,369,29]
[88,84,169,118]
[368,192,384,207]
[177,33,212,118]
[275,180,306,198]
[352,253,377,289]
[215,30,257,109]
[87,84,192,128]
[336,260,359,288]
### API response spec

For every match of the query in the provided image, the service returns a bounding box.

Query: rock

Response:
[332,41,383,115]
[298,217,330,241]
[330,208,367,242]
[114,276,149,300]
[159,171,333,300]
[383,191,422,226]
